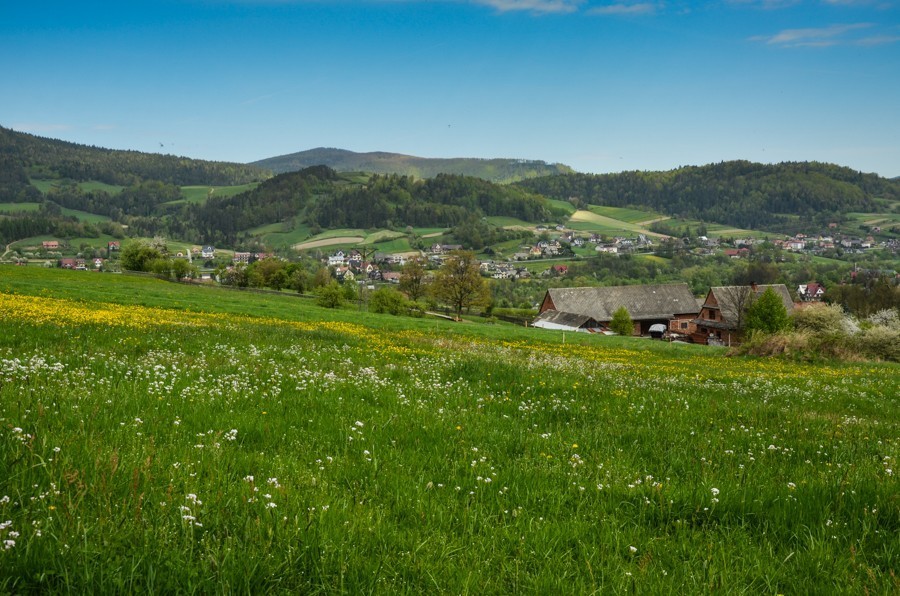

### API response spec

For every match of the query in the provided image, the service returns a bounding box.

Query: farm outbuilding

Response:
[532,310,603,333]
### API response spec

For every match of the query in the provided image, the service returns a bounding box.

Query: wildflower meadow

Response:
[0,268,897,593]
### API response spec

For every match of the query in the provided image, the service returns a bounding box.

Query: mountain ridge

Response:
[251,147,575,183]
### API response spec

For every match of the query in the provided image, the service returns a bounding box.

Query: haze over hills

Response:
[251,147,575,183]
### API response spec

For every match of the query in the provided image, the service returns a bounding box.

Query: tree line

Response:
[0,126,268,187]
[307,172,556,230]
[516,161,898,232]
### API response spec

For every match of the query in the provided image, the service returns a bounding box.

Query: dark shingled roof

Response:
[533,310,600,329]
[543,283,698,322]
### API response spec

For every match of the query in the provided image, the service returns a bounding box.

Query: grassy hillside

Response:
[171,183,260,206]
[251,147,575,183]
[0,267,897,593]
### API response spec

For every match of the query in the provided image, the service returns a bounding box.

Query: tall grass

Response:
[0,268,897,592]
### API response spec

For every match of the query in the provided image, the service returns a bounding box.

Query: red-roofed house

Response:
[797,283,825,302]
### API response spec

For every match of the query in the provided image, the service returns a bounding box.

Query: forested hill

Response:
[0,126,270,190]
[184,167,557,245]
[516,161,900,231]
[251,147,574,183]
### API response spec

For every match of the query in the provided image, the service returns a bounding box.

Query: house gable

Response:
[692,284,794,344]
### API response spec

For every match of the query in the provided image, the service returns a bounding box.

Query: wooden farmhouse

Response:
[537,283,699,336]
[692,283,794,346]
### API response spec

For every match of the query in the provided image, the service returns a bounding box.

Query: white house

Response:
[328,251,347,267]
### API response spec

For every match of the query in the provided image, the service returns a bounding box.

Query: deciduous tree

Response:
[399,257,428,302]
[745,287,791,334]
[432,250,489,320]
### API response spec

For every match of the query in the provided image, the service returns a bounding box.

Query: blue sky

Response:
[2,0,899,176]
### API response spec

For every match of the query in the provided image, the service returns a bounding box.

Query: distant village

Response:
[25,220,897,281]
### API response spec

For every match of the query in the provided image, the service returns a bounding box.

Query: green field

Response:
[60,207,111,224]
[8,235,65,250]
[484,215,537,228]
[292,229,419,252]
[0,268,897,593]
[567,208,653,236]
[0,202,109,224]
[9,234,120,252]
[411,227,449,237]
[545,198,577,216]
[587,205,665,224]
[173,183,259,206]
[845,210,900,236]
[30,179,124,195]
[364,236,412,253]
[247,218,313,247]
[0,202,42,213]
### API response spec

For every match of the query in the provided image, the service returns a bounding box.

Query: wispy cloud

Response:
[471,0,585,13]
[588,2,660,15]
[750,23,878,46]
[727,0,802,8]
[822,0,886,5]
[732,0,894,8]
[856,34,900,45]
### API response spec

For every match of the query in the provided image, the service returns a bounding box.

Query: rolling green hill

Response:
[2,127,898,254]
[517,161,900,233]
[251,147,574,183]
[0,125,270,189]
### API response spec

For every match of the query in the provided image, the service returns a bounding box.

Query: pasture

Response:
[29,179,124,196]
[0,268,896,593]
[173,184,260,206]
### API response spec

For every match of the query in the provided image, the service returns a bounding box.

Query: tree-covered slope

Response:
[177,168,559,245]
[516,161,900,231]
[0,126,270,190]
[251,147,574,183]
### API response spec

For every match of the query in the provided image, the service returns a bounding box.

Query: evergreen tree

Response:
[609,306,633,336]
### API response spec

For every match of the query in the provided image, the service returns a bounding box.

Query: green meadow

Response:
[173,184,260,206]
[0,268,897,593]
[30,179,125,196]
[0,203,42,214]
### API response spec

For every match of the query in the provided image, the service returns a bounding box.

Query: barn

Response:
[537,283,699,336]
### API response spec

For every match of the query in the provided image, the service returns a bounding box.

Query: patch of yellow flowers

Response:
[0,292,208,329]
[1,290,872,383]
